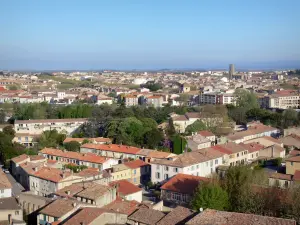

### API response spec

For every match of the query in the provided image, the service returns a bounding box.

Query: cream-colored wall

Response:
[110,169,131,182]
[286,161,300,175]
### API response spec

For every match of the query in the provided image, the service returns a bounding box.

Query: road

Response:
[5,173,25,196]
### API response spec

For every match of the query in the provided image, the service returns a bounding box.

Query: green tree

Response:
[64,141,81,152]
[191,182,229,211]
[185,120,207,135]
[0,110,6,123]
[3,126,15,137]
[82,139,90,144]
[37,130,66,149]
[234,89,259,111]
[144,129,164,149]
[282,108,298,128]
[167,118,176,136]
[172,135,186,154]
[8,85,19,90]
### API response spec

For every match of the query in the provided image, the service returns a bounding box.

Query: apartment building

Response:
[124,159,151,185]
[239,142,264,162]
[218,93,236,105]
[186,134,212,150]
[150,149,224,183]
[124,95,138,107]
[104,164,132,182]
[198,130,216,143]
[13,133,38,147]
[146,96,163,108]
[39,148,118,170]
[14,118,88,135]
[267,93,300,109]
[80,144,141,160]
[199,92,219,105]
[96,97,113,105]
[110,179,143,202]
[29,167,84,197]
[212,143,248,166]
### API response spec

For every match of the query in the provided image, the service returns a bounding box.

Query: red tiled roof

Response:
[103,197,140,215]
[161,173,208,195]
[81,144,141,154]
[40,148,108,164]
[239,143,265,153]
[32,167,72,183]
[110,179,142,196]
[286,156,300,162]
[289,150,300,156]
[212,143,246,154]
[269,173,292,181]
[15,118,88,124]
[262,136,282,144]
[198,130,215,137]
[10,154,29,163]
[124,159,149,169]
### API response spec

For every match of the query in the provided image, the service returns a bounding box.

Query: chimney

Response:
[72,202,77,207]
[8,214,12,225]
[33,167,38,172]
[80,223,85,225]
[65,190,71,195]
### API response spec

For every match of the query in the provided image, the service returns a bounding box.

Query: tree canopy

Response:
[64,141,81,152]
[234,89,259,111]
[185,120,207,135]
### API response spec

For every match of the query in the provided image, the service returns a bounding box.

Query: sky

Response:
[0,0,300,70]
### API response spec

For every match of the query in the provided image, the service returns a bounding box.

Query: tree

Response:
[3,126,15,137]
[37,130,66,149]
[82,139,90,144]
[282,108,298,128]
[8,85,19,90]
[185,120,207,135]
[166,118,176,136]
[64,141,81,152]
[0,110,5,123]
[172,135,187,154]
[191,182,229,211]
[234,89,259,111]
[144,129,164,149]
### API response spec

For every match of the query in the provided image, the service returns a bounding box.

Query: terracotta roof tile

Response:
[63,137,111,144]
[269,173,292,181]
[161,173,208,195]
[293,170,300,181]
[110,180,142,196]
[123,159,149,169]
[186,209,296,225]
[39,198,80,218]
[128,208,166,225]
[157,206,196,225]
[239,143,265,153]
[15,118,88,124]
[103,198,139,215]
[10,154,29,163]
[32,167,72,183]
[0,170,12,189]
[198,130,215,137]
[81,144,141,155]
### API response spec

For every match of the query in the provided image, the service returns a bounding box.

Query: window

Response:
[237,153,239,157]
[1,190,4,193]
[210,160,213,167]
[191,166,194,171]
[291,162,294,166]
[196,165,199,169]
[164,174,169,179]
[133,169,136,175]
[25,137,29,142]
[133,178,137,183]
[156,165,160,169]
[215,159,218,165]
[18,137,21,141]
[244,151,247,155]
[206,162,208,166]
[165,166,169,171]
[156,172,160,179]
[15,211,19,215]
[173,168,178,172]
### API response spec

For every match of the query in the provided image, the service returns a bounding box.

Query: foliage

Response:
[172,135,186,154]
[282,109,298,128]
[63,164,88,173]
[144,129,164,149]
[142,82,163,91]
[3,126,15,137]
[8,85,19,90]
[82,139,90,144]
[64,141,81,152]
[273,157,283,167]
[185,120,207,135]
[37,130,66,149]
[234,89,259,111]
[191,182,229,211]
[0,110,5,123]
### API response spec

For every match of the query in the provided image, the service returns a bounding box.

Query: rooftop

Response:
[198,130,215,137]
[103,197,140,215]
[128,208,166,225]
[63,137,111,144]
[110,179,142,196]
[123,159,149,169]
[15,118,88,124]
[32,167,72,183]
[186,209,296,225]
[161,173,208,195]
[0,197,21,210]
[212,143,247,154]
[0,170,12,189]
[156,206,196,225]
[39,198,80,218]
[81,143,141,155]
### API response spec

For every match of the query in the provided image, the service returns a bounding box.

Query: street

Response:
[5,173,25,196]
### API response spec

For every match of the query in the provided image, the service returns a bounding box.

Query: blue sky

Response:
[1,0,300,70]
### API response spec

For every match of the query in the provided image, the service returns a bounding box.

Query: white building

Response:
[150,149,224,183]
[14,118,88,135]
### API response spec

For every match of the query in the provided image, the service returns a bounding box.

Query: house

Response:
[14,118,88,135]
[212,143,248,166]
[37,198,82,225]
[96,97,113,105]
[39,148,118,170]
[0,197,25,225]
[146,96,163,108]
[186,209,296,225]
[63,137,112,144]
[124,159,151,185]
[58,207,127,225]
[198,130,216,143]
[150,149,224,183]
[110,179,143,202]
[104,164,132,182]
[186,134,211,150]
[161,173,208,207]
[80,143,141,160]
[136,149,176,163]
[127,208,166,225]
[239,142,265,162]
[124,95,138,107]
[268,173,293,188]
[18,192,52,216]
[0,170,12,198]
[10,154,46,179]
[226,122,280,144]
[286,156,300,175]
[281,134,300,151]
[12,133,39,147]
[29,167,84,197]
